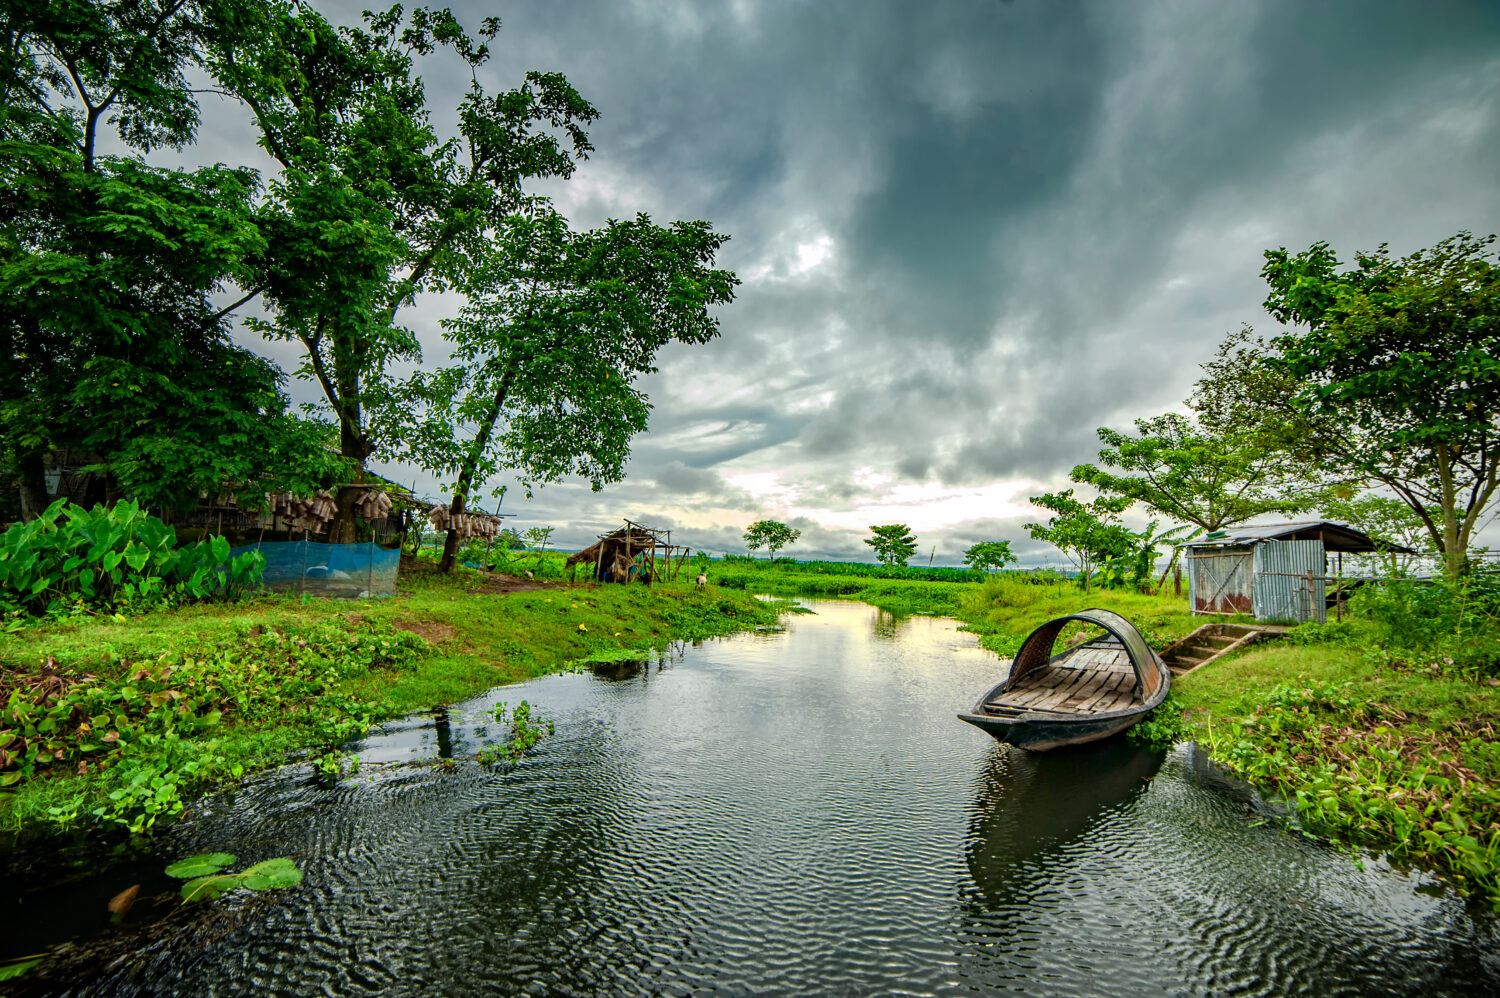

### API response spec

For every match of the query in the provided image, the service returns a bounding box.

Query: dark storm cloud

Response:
[254,1,1500,560]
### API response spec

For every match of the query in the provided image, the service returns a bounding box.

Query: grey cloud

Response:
[199,1,1500,560]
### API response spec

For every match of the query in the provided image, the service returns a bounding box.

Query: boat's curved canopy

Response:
[1009,607,1165,702]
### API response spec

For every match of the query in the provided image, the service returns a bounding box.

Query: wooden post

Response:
[1174,564,1182,597]
[594,536,605,583]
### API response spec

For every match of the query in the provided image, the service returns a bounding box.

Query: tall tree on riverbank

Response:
[865,524,918,567]
[1070,413,1327,531]
[0,0,340,515]
[1025,490,1135,592]
[373,207,737,571]
[1259,232,1500,579]
[213,4,597,540]
[963,540,1017,573]
[744,519,801,561]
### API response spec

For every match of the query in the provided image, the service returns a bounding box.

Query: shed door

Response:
[1252,540,1326,623]
[1188,548,1253,614]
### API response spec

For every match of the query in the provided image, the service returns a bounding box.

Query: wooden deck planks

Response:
[988,646,1140,715]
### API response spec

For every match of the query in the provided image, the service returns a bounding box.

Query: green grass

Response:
[1154,624,1500,905]
[953,573,1199,655]
[0,565,785,839]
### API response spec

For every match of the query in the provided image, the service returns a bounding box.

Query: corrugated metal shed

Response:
[1183,521,1392,623]
[1185,520,1410,554]
[1252,539,1326,623]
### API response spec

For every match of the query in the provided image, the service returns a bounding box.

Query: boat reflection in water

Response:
[964,739,1163,904]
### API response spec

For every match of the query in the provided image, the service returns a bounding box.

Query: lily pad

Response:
[179,873,241,903]
[0,957,42,981]
[240,857,303,890]
[165,852,237,878]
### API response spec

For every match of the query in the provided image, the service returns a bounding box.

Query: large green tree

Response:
[375,208,738,571]
[1261,232,1500,579]
[865,524,918,567]
[744,519,801,562]
[1024,490,1136,592]
[1070,413,1325,531]
[963,540,1016,573]
[214,3,597,539]
[0,0,339,516]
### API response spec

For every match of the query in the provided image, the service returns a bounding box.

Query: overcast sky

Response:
[223,0,1500,564]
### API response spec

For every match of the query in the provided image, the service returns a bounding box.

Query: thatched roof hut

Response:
[567,520,687,583]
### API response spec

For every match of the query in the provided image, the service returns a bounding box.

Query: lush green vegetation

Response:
[700,554,1195,647]
[1131,575,1500,904]
[0,567,784,839]
[0,500,263,621]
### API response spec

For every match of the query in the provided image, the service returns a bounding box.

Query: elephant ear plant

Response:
[165,853,303,904]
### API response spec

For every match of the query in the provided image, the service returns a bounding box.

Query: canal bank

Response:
[2,600,1494,997]
[0,565,788,841]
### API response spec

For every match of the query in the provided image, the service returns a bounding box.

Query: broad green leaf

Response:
[165,852,237,878]
[239,857,303,890]
[0,957,42,981]
[180,874,242,903]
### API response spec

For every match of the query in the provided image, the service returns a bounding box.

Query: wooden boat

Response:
[957,608,1170,752]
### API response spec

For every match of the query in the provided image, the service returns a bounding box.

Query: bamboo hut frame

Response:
[566,519,692,584]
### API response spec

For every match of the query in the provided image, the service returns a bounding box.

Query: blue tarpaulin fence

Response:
[230,540,401,598]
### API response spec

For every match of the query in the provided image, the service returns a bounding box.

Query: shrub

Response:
[1350,575,1500,671]
[0,500,263,618]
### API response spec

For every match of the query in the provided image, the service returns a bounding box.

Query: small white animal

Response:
[695,572,707,590]
[524,570,534,580]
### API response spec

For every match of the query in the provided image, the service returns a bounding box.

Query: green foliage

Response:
[0,500,263,618]
[957,573,1196,657]
[743,520,802,561]
[0,569,783,837]
[963,540,1017,573]
[1071,413,1325,531]
[0,0,347,513]
[0,621,425,832]
[218,3,608,545]
[1320,493,1428,574]
[0,955,42,980]
[1348,576,1500,671]
[1262,232,1500,579]
[1126,694,1187,751]
[714,555,978,583]
[383,207,738,570]
[864,524,918,567]
[166,852,302,904]
[477,699,554,764]
[1195,679,1500,906]
[1025,490,1136,591]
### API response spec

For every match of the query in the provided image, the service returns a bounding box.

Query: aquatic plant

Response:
[477,700,553,764]
[0,624,425,832]
[1197,679,1500,905]
[165,852,303,903]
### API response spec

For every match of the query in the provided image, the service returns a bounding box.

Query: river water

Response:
[4,599,1498,996]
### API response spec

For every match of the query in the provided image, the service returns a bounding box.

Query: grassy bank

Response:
[711,558,1201,650]
[1155,630,1500,906]
[0,566,785,839]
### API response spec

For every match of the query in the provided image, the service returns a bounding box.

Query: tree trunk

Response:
[438,371,515,573]
[16,448,50,520]
[439,488,466,574]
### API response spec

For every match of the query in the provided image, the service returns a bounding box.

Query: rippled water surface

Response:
[6,599,1499,996]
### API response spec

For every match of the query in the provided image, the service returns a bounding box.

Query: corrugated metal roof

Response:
[1181,520,1407,554]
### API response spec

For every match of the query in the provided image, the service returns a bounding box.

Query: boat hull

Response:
[955,709,1146,752]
